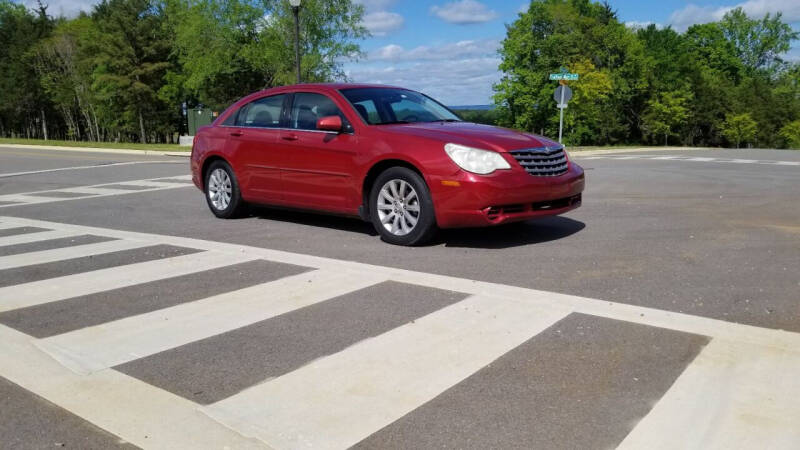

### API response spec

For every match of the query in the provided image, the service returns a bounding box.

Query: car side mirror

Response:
[316,115,343,133]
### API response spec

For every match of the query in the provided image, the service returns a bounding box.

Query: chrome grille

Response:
[509,146,568,177]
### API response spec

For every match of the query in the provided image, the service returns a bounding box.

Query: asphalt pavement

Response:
[0,146,798,449]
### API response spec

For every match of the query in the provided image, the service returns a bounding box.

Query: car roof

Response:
[254,83,408,96]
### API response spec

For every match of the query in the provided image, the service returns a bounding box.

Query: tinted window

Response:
[289,93,352,132]
[237,94,286,128]
[340,88,460,125]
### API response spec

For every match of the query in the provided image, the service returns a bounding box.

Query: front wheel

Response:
[369,167,437,246]
[205,160,245,218]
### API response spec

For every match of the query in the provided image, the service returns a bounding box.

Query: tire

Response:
[369,167,437,246]
[204,160,245,219]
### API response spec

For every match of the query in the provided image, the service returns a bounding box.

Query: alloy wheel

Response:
[376,179,420,236]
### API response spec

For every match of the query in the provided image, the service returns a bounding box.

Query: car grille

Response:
[509,146,568,177]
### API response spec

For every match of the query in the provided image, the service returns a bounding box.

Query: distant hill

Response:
[450,104,495,111]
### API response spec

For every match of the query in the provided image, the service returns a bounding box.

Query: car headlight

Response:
[444,143,511,175]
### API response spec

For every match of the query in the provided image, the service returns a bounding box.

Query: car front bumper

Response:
[429,162,585,228]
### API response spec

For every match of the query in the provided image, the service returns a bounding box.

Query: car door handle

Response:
[230,131,244,137]
[282,134,299,141]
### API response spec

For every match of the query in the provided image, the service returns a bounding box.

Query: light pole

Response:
[289,0,302,84]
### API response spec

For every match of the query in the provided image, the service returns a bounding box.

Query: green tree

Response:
[720,8,799,75]
[780,120,800,149]
[493,0,647,145]
[0,0,53,138]
[721,113,758,148]
[86,0,174,143]
[642,90,692,146]
[164,0,366,110]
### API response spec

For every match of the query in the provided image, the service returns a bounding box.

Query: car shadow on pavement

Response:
[437,216,586,249]
[247,205,379,236]
[248,205,584,249]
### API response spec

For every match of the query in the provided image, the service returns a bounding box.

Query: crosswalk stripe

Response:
[0,239,151,270]
[0,324,267,449]
[0,251,254,313]
[113,180,185,188]
[58,187,138,196]
[37,270,385,375]
[619,338,800,449]
[0,194,60,204]
[685,157,716,162]
[203,295,570,449]
[0,229,80,247]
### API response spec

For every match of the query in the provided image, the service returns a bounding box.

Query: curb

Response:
[570,147,714,156]
[0,144,191,157]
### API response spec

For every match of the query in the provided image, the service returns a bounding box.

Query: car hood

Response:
[381,121,559,152]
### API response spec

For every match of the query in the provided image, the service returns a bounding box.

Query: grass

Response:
[0,137,188,152]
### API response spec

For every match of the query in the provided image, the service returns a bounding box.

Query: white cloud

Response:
[353,0,397,13]
[354,0,403,37]
[346,39,503,105]
[371,39,500,61]
[361,11,404,36]
[625,21,662,29]
[346,57,501,105]
[26,0,96,17]
[430,0,498,25]
[669,0,800,31]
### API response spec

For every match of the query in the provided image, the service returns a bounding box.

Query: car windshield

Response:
[339,88,461,125]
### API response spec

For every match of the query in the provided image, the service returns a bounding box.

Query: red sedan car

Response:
[191,83,584,245]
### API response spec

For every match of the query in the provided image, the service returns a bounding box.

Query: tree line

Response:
[1,0,798,148]
[0,0,365,144]
[494,0,800,148]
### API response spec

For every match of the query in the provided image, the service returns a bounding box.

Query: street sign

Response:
[549,73,579,81]
[554,85,573,105]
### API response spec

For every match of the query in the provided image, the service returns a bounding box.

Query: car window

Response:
[391,99,440,123]
[237,94,286,128]
[339,88,460,125]
[351,99,380,124]
[289,93,352,132]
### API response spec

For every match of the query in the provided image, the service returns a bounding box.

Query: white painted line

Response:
[0,222,28,231]
[57,187,137,196]
[0,176,193,209]
[204,295,569,449]
[727,159,757,164]
[113,180,184,188]
[160,174,192,181]
[3,216,800,352]
[614,156,645,160]
[37,270,385,374]
[651,156,686,160]
[619,339,800,450]
[775,161,800,166]
[0,194,60,204]
[685,157,716,162]
[0,325,267,449]
[0,161,183,178]
[0,239,150,270]
[0,229,80,247]
[0,250,254,313]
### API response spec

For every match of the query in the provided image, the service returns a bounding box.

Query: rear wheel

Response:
[369,167,437,246]
[205,160,245,218]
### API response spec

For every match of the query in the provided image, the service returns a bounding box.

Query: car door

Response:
[278,92,359,212]
[223,94,288,203]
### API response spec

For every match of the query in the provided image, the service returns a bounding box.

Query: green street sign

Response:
[549,67,579,81]
[549,72,579,81]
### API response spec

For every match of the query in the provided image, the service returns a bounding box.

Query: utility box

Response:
[187,107,215,136]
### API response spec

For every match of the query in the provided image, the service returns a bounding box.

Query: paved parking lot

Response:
[1,146,799,449]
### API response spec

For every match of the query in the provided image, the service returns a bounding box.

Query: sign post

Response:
[549,68,579,144]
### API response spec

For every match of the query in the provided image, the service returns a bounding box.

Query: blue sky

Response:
[347,0,800,105]
[22,0,800,105]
